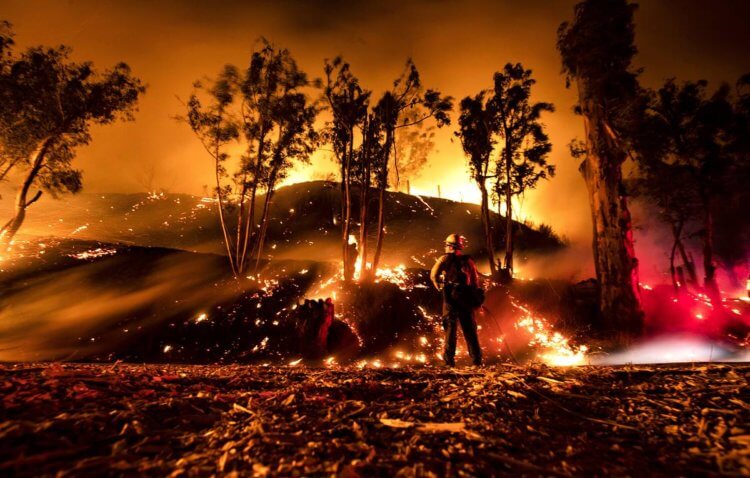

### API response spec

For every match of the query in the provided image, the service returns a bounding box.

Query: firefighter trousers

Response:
[442,308,482,366]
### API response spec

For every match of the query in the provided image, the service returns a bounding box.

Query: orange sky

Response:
[3,0,750,241]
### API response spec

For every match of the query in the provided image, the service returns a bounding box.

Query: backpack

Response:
[450,283,485,309]
[445,255,485,309]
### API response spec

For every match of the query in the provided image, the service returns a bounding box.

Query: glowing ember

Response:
[69,248,118,260]
[511,298,588,366]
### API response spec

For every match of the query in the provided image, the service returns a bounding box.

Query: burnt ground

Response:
[1,363,748,477]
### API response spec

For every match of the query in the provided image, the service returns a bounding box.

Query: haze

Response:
[3,0,749,241]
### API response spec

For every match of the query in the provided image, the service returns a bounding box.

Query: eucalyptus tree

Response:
[323,57,369,281]
[390,109,436,191]
[184,66,242,274]
[0,21,145,250]
[249,50,319,270]
[490,63,554,277]
[636,79,736,296]
[456,92,498,277]
[368,60,452,276]
[558,0,645,339]
[184,40,318,276]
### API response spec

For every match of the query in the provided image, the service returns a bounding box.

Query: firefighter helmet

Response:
[444,233,466,250]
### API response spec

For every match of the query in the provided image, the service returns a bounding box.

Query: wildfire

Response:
[309,258,589,368]
[510,298,588,366]
[69,247,118,260]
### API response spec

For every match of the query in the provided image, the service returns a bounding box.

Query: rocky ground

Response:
[1,363,749,477]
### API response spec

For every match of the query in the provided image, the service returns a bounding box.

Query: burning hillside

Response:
[0,181,564,268]
[0,236,592,367]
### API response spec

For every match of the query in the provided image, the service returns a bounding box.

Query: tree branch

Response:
[25,190,42,208]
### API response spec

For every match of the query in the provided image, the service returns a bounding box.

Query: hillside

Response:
[0,181,564,269]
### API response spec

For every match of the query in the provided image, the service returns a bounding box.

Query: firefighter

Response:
[430,234,483,366]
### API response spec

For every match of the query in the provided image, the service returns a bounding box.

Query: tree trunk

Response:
[503,148,514,275]
[579,98,644,342]
[479,182,497,277]
[342,130,354,281]
[669,222,683,291]
[702,200,720,300]
[676,240,697,286]
[371,128,393,275]
[371,181,386,275]
[670,238,679,292]
[253,188,275,271]
[358,160,370,281]
[0,140,52,252]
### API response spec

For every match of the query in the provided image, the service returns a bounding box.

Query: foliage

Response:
[490,63,555,202]
[633,77,747,285]
[183,39,319,274]
[456,63,554,275]
[0,20,144,247]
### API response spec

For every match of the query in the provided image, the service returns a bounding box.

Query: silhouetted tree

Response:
[369,60,452,276]
[558,0,645,341]
[456,92,498,277]
[323,57,369,281]
[355,110,386,279]
[183,66,241,274]
[390,109,436,191]
[715,75,750,286]
[0,22,145,250]
[633,80,715,292]
[183,40,318,276]
[0,21,21,186]
[630,157,699,290]
[490,63,554,277]
[249,46,319,270]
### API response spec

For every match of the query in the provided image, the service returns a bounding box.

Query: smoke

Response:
[590,334,741,365]
[514,242,594,282]
[0,251,235,361]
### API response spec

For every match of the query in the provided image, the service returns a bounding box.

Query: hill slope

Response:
[1,181,564,268]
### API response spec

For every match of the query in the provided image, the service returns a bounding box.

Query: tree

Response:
[456,92,498,277]
[490,63,554,277]
[184,40,318,276]
[323,57,370,282]
[247,47,319,270]
[630,158,699,290]
[390,109,436,191]
[184,66,241,274]
[0,21,21,186]
[354,110,386,280]
[715,75,750,286]
[323,58,449,281]
[558,0,645,340]
[633,80,723,292]
[368,60,452,276]
[0,22,145,250]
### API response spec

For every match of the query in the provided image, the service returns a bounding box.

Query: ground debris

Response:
[1,363,748,476]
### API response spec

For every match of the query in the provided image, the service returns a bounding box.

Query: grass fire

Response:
[1,0,749,476]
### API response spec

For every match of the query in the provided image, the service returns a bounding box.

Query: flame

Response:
[511,298,588,366]
[69,247,118,260]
